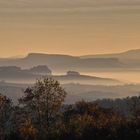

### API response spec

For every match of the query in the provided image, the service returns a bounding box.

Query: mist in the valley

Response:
[0,49,140,104]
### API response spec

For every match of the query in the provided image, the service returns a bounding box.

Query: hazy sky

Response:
[0,0,140,57]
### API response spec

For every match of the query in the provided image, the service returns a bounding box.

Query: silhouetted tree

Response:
[2,82,140,140]
[19,78,67,139]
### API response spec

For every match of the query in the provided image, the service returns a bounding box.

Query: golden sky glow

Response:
[0,0,140,57]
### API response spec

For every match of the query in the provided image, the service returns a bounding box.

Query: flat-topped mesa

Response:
[66,71,80,76]
[29,65,52,75]
[26,53,48,58]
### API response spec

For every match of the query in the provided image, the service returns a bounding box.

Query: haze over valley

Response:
[0,49,140,83]
[0,49,140,104]
[1,1,140,139]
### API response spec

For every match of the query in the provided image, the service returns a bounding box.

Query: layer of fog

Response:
[0,81,140,104]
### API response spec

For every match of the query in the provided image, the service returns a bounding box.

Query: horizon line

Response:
[0,48,140,59]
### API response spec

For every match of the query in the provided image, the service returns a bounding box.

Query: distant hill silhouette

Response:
[81,49,140,69]
[81,49,140,60]
[0,66,51,80]
[0,53,123,72]
[0,67,120,85]
[29,65,52,75]
[0,49,140,72]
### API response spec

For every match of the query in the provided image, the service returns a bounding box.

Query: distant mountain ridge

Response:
[0,66,120,85]
[0,49,140,72]
[81,49,140,60]
[0,53,123,72]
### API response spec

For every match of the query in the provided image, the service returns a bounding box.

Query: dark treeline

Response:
[1,78,140,140]
[96,96,140,116]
